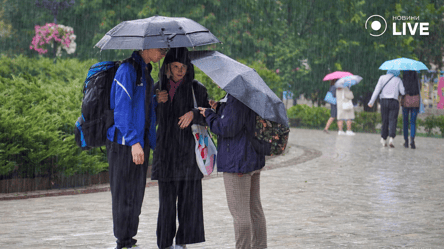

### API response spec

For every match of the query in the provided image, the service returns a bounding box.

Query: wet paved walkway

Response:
[1,128,443,248]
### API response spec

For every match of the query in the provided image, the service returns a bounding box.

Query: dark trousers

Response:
[380,98,399,139]
[157,180,205,249]
[402,107,419,140]
[106,140,149,249]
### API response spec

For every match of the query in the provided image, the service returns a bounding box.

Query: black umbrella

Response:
[188,50,289,127]
[95,16,220,50]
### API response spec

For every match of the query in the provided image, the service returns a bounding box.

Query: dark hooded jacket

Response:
[151,48,210,181]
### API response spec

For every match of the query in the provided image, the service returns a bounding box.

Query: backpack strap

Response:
[122,57,142,86]
[378,75,395,98]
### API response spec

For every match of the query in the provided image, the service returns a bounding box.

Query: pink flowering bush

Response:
[30,23,77,56]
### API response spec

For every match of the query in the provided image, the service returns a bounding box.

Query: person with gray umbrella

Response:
[190,51,284,249]
[106,47,167,249]
[95,16,221,249]
[152,47,210,249]
[198,93,268,249]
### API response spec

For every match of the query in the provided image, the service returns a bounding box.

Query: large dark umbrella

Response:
[95,16,220,50]
[188,50,289,127]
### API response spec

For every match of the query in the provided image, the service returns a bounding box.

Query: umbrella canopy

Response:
[95,16,220,50]
[188,50,288,127]
[323,71,353,81]
[379,57,428,71]
[334,75,363,88]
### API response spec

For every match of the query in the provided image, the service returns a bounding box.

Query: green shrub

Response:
[352,111,381,133]
[436,115,444,138]
[423,115,437,137]
[0,55,108,177]
[287,105,331,129]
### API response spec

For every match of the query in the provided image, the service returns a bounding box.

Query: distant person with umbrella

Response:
[152,47,210,249]
[106,47,167,249]
[322,71,353,134]
[368,70,405,147]
[401,71,421,149]
[323,80,338,133]
[334,75,362,136]
[336,85,356,135]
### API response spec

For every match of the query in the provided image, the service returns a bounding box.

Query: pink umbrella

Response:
[323,71,353,81]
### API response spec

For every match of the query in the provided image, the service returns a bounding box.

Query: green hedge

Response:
[287,105,444,137]
[0,55,108,177]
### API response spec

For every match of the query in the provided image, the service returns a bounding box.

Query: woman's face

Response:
[169,62,188,82]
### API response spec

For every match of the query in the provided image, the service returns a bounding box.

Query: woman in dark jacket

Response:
[199,94,267,249]
[401,71,421,149]
[152,47,210,249]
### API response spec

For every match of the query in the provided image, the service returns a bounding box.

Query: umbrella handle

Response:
[160,29,175,48]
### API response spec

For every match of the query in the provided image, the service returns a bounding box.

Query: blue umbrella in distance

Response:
[379,57,428,71]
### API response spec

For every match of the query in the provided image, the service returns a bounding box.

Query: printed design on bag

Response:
[254,116,289,156]
[195,131,215,171]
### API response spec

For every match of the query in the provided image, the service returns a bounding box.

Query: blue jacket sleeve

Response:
[113,63,140,146]
[205,95,248,138]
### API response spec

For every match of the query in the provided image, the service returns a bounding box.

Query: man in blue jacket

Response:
[106,48,167,249]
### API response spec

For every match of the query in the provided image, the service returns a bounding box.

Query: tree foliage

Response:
[1,0,443,102]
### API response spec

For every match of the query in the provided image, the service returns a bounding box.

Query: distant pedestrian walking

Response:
[336,86,356,136]
[368,70,405,147]
[401,71,421,149]
[323,80,338,134]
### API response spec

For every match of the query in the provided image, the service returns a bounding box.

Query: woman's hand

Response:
[198,107,207,117]
[209,100,218,110]
[156,89,168,103]
[131,143,144,165]
[178,111,194,129]
[368,104,373,108]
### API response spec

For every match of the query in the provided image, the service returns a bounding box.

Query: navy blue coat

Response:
[205,94,265,173]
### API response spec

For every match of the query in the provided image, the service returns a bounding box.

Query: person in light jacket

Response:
[368,70,405,147]
[336,86,356,135]
[199,94,267,249]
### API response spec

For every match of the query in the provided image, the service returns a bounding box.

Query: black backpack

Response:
[249,115,290,156]
[74,58,140,150]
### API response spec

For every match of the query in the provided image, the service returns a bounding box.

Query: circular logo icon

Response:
[365,15,387,37]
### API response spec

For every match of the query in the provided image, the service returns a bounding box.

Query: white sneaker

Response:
[380,138,387,147]
[338,131,346,135]
[345,130,355,136]
[389,137,394,148]
[175,245,187,249]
